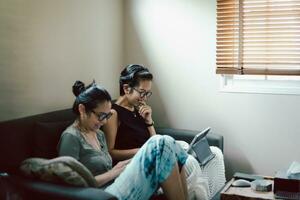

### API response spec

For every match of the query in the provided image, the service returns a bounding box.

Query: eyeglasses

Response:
[91,110,113,121]
[132,87,152,98]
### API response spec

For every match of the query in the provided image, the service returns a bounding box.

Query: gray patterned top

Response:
[58,123,112,176]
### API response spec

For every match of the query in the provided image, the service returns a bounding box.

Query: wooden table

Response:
[221,177,275,200]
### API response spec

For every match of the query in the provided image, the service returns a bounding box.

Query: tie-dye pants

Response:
[105,135,188,200]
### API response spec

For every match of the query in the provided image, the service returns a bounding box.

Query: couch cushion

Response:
[20,156,97,187]
[33,121,73,159]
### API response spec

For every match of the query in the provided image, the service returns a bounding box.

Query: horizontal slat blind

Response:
[216,0,300,75]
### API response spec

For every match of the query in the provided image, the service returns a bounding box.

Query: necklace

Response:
[81,132,101,151]
[132,110,137,117]
[75,120,102,150]
[118,103,137,117]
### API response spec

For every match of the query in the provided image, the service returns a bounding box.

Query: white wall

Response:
[124,0,300,178]
[0,0,123,121]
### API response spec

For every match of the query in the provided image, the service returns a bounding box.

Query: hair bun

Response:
[72,81,85,97]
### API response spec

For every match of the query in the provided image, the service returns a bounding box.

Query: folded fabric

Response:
[20,156,97,187]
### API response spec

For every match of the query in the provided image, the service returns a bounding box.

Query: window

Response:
[216,0,300,94]
[220,74,300,95]
[216,0,300,76]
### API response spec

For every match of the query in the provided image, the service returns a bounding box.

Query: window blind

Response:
[216,0,300,75]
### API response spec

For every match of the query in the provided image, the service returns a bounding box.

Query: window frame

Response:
[220,74,300,95]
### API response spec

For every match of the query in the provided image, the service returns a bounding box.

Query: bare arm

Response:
[102,109,139,161]
[147,125,156,136]
[95,159,131,187]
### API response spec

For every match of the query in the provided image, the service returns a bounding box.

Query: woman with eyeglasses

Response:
[102,65,212,199]
[58,80,189,200]
[103,64,156,162]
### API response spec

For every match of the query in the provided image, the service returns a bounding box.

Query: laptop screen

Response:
[187,127,211,153]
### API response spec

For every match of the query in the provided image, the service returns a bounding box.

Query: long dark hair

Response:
[72,80,111,115]
[119,64,153,95]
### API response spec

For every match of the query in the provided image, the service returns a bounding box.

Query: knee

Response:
[210,146,223,160]
[185,155,202,176]
[145,135,177,156]
[149,135,176,147]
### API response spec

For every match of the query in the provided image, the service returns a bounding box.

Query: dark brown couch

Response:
[0,108,224,200]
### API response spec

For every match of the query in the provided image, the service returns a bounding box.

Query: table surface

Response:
[221,177,275,200]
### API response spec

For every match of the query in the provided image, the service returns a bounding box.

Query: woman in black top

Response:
[103,64,156,162]
[103,65,213,199]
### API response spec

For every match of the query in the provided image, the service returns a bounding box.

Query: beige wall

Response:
[0,0,123,121]
[124,0,300,178]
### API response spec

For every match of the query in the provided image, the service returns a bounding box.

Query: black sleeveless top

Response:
[112,104,150,149]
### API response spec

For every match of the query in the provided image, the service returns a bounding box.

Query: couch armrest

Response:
[5,175,117,200]
[155,127,224,152]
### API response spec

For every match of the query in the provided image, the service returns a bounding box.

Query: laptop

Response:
[187,127,216,166]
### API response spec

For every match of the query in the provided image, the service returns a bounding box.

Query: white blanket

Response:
[185,155,210,200]
[201,146,226,198]
[177,141,226,200]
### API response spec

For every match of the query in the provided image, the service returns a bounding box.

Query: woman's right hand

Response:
[137,102,153,124]
[95,159,131,187]
[111,159,131,177]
